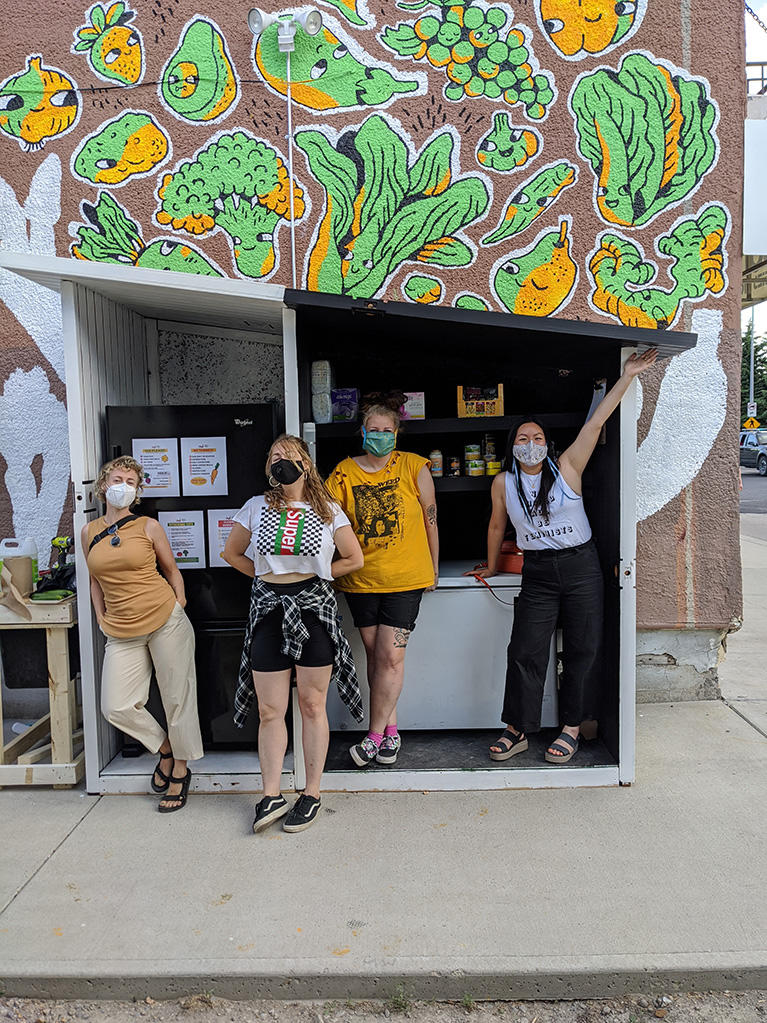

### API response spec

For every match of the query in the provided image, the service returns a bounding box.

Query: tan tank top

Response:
[86,516,176,638]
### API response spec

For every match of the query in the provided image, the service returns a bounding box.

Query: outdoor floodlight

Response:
[247,8,275,35]
[296,9,323,35]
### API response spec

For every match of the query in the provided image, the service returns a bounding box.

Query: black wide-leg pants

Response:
[502,539,604,733]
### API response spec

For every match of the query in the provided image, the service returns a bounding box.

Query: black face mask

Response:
[271,458,304,485]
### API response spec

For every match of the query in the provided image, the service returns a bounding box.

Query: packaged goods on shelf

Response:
[311,360,334,393]
[331,388,359,422]
[312,392,332,424]
[401,391,425,420]
[457,384,504,418]
[429,449,443,477]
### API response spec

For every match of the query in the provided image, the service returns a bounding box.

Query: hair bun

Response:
[361,389,406,414]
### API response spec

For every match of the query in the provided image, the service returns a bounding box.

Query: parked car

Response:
[740,429,767,475]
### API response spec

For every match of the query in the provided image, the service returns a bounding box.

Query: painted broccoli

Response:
[72,191,224,276]
[296,114,489,299]
[155,129,305,279]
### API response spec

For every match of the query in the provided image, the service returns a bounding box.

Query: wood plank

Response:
[0,760,81,786]
[1,713,51,762]
[47,627,74,763]
[0,598,76,627]
[17,730,83,765]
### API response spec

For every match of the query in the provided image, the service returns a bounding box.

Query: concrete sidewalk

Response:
[1,546,766,1001]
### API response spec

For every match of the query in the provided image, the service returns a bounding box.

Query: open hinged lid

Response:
[284,289,697,363]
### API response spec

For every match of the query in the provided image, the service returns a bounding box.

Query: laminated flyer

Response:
[207,508,239,567]
[158,510,206,570]
[180,437,228,496]
[132,438,180,497]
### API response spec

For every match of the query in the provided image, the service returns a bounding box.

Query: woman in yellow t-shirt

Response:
[326,391,439,769]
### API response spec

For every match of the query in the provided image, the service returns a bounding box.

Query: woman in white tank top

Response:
[472,348,657,765]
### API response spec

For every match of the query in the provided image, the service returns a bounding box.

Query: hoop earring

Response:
[268,475,280,488]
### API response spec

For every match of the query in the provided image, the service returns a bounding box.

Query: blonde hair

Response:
[265,434,335,524]
[95,456,143,506]
[361,390,405,431]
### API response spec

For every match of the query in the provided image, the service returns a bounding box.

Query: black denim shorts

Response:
[343,589,425,631]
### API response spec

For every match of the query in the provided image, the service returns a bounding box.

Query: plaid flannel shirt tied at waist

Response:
[233,576,363,727]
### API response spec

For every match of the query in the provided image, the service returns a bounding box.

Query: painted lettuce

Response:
[296,115,489,299]
[570,52,718,228]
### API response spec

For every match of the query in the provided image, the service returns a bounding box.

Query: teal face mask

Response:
[362,428,397,458]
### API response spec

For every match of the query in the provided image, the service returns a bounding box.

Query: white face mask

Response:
[513,441,548,467]
[105,482,137,509]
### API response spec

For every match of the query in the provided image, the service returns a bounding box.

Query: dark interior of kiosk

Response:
[291,295,640,771]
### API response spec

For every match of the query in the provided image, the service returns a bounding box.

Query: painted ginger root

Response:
[155,131,304,279]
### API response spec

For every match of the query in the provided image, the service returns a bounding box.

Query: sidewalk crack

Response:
[0,795,102,918]
[722,699,767,740]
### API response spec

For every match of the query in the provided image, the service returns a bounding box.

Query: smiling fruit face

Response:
[161,19,238,122]
[96,25,142,83]
[0,56,79,151]
[538,0,637,57]
[73,111,169,184]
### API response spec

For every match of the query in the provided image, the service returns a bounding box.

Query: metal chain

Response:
[747,2,767,35]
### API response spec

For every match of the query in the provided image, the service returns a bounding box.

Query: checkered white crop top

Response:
[233,496,350,580]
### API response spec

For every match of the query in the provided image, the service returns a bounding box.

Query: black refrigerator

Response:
[105,403,279,750]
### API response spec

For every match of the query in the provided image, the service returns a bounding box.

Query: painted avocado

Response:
[0,56,79,151]
[72,3,144,86]
[403,274,443,304]
[160,19,238,123]
[494,220,577,316]
[73,111,169,185]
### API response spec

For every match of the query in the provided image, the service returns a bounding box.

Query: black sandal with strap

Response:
[489,728,529,762]
[150,750,174,793]
[158,769,191,813]
[544,731,579,764]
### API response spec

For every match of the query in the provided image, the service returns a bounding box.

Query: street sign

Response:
[748,401,757,417]
[743,417,761,429]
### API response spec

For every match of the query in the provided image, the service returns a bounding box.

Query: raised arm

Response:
[559,348,658,483]
[417,464,439,590]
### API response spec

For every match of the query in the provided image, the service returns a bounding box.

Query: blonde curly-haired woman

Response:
[81,456,203,812]
[224,435,364,835]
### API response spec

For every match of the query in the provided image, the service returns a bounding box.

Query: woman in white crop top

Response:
[473,348,657,766]
[223,435,363,834]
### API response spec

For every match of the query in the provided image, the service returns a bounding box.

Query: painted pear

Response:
[494,219,576,316]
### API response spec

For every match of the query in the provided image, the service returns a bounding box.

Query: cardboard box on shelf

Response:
[457,384,504,418]
[401,391,425,420]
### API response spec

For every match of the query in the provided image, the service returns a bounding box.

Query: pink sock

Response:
[384,725,398,738]
[367,731,384,746]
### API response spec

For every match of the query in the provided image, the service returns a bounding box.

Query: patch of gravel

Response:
[0,991,765,1023]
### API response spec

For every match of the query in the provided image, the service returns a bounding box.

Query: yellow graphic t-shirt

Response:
[326,451,434,593]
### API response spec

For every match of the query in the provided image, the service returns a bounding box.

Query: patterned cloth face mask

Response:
[513,441,548,467]
[362,428,397,458]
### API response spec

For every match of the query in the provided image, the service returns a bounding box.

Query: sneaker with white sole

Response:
[283,793,321,833]
[349,735,380,767]
[252,794,289,833]
[376,733,402,765]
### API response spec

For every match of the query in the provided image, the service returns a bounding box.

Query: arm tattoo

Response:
[393,627,411,648]
[426,503,437,527]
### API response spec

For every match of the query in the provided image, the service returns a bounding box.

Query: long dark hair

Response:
[505,415,559,525]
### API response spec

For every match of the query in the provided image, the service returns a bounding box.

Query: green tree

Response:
[741,322,767,423]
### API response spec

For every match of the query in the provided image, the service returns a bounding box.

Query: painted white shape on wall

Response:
[636,308,726,521]
[0,368,71,568]
[0,155,65,382]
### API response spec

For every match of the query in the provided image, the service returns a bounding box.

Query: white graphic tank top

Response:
[503,467,592,550]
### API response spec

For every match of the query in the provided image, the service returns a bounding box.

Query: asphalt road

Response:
[740,466,767,540]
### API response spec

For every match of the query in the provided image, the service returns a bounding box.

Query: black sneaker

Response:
[283,794,321,833]
[349,735,380,767]
[252,794,289,833]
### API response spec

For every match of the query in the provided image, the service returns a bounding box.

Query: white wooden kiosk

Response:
[0,254,696,794]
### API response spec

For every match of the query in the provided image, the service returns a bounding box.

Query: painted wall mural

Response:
[569,51,719,228]
[0,56,80,151]
[381,0,556,119]
[0,0,745,635]
[71,110,170,185]
[159,18,239,123]
[295,114,489,298]
[72,3,145,86]
[154,129,304,279]
[71,191,226,274]
[535,0,646,61]
[252,17,423,111]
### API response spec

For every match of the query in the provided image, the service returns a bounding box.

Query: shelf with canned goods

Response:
[314,413,583,438]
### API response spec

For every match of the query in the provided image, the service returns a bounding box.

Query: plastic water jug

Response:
[0,538,39,584]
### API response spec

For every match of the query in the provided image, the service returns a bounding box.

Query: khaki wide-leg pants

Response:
[101,602,204,761]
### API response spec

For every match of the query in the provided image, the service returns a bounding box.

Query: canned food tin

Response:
[485,460,502,476]
[466,459,485,476]
[464,444,481,461]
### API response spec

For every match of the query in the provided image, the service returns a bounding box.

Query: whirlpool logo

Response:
[234,419,253,427]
